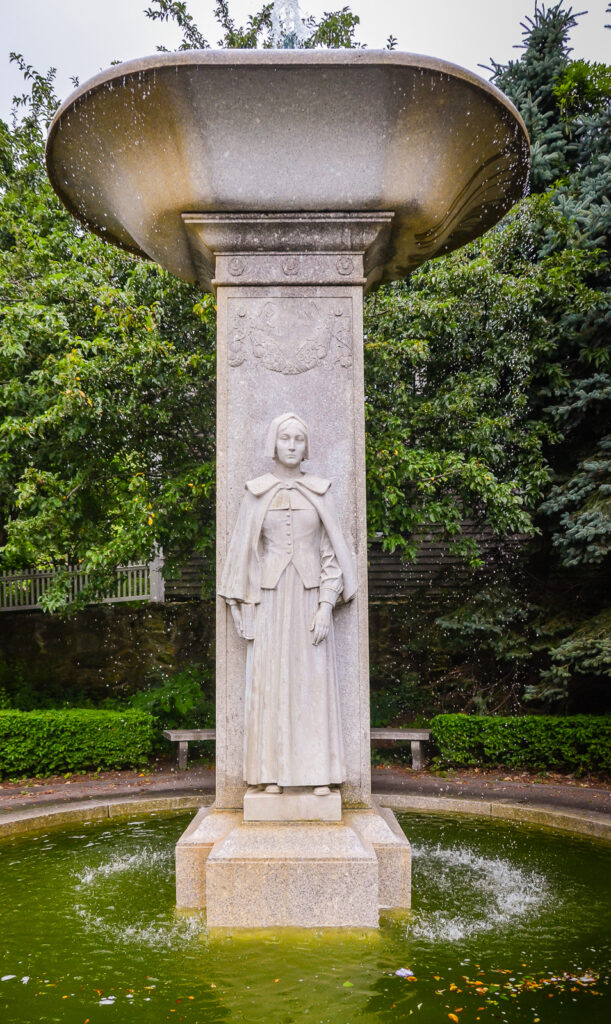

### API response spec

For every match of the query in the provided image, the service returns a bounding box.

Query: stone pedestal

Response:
[176,803,410,928]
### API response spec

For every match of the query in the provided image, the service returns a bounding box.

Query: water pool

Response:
[0,810,608,1023]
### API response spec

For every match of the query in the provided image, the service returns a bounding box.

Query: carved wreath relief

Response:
[228,298,353,375]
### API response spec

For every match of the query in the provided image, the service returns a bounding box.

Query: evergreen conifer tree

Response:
[489,2,610,704]
[487,2,580,191]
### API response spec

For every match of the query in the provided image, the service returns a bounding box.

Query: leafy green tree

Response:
[363,212,551,563]
[0,59,217,610]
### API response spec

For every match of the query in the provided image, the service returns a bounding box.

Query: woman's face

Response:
[275,418,307,467]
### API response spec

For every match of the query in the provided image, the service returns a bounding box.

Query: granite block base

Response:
[175,803,410,927]
[175,806,238,908]
[345,802,411,910]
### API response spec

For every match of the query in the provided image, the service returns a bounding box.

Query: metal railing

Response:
[0,553,164,612]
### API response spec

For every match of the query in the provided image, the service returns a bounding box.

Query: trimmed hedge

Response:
[0,709,155,778]
[430,714,611,773]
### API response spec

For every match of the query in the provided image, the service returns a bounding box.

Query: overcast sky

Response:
[2,0,609,122]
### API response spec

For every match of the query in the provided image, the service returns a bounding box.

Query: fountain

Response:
[45,8,529,930]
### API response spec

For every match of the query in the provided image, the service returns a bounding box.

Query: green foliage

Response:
[0,654,106,710]
[363,179,608,573]
[363,201,560,561]
[433,577,609,712]
[0,60,217,611]
[0,708,154,778]
[478,2,611,706]
[487,2,581,192]
[488,7,610,579]
[430,713,611,773]
[301,6,361,49]
[554,59,611,121]
[370,672,424,728]
[436,585,532,662]
[145,0,212,49]
[368,589,529,726]
[530,608,611,703]
[540,432,611,566]
[128,664,214,752]
[145,0,361,50]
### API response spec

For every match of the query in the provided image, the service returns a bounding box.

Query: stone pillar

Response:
[175,215,412,926]
[183,212,393,810]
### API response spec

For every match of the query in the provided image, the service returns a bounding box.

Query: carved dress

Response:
[219,473,356,788]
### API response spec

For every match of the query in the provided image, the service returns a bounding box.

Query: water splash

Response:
[73,842,206,949]
[75,846,169,885]
[409,841,550,942]
[271,0,309,48]
[73,903,205,950]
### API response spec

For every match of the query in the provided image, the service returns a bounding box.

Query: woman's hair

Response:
[264,413,310,460]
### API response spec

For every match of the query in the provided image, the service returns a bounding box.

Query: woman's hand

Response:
[310,602,332,646]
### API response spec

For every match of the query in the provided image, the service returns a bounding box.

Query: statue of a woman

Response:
[219,413,357,796]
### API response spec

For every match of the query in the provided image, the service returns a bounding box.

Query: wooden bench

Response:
[162,729,216,770]
[370,728,431,770]
[164,727,431,771]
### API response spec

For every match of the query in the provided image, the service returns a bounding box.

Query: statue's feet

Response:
[265,784,283,794]
[313,785,331,796]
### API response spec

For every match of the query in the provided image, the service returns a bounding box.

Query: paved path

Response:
[372,767,611,815]
[1,763,609,816]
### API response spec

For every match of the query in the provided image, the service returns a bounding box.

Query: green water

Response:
[0,811,609,1023]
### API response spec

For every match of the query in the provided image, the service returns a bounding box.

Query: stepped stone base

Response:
[175,801,410,928]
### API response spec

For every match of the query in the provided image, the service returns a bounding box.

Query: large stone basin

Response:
[46,50,529,291]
